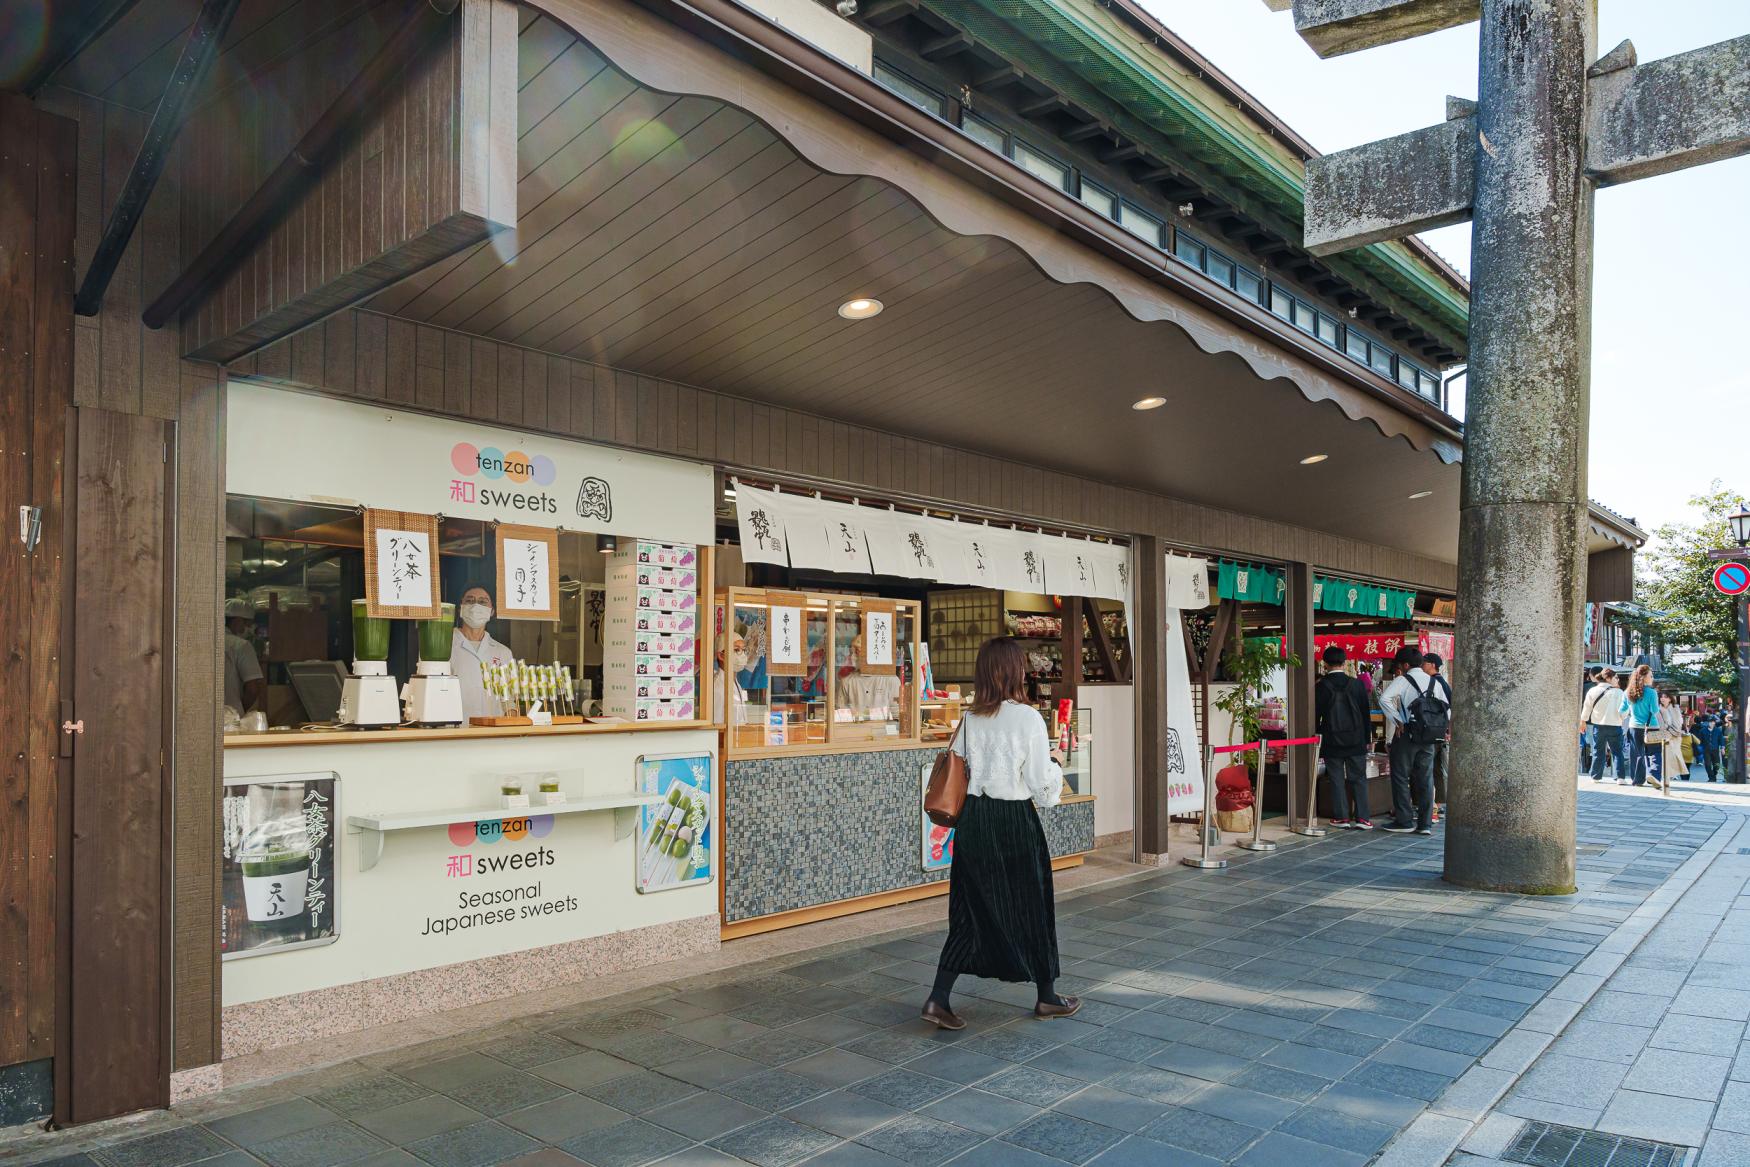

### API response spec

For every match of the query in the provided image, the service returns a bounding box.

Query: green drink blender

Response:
[402,603,463,725]
[339,599,401,726]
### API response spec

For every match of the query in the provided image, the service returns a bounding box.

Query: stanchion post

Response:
[1236,742,1275,853]
[1186,742,1258,869]
[1285,735,1325,837]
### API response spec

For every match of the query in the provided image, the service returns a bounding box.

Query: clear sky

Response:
[1139,1,1749,540]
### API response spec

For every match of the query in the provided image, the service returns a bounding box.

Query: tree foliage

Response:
[1633,482,1744,697]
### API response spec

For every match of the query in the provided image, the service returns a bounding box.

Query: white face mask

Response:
[460,603,492,630]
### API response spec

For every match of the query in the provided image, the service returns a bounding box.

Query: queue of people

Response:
[1315,644,1452,836]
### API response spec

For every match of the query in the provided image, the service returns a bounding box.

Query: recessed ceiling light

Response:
[1132,396,1167,411]
[1408,490,1434,499]
[1299,454,1329,465]
[838,297,883,320]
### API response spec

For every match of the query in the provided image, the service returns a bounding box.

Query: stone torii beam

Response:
[1265,0,1750,894]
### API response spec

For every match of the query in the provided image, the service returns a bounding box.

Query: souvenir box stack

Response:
[604,541,700,722]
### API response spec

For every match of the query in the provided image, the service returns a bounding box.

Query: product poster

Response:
[921,762,954,872]
[221,772,339,960]
[1163,611,1208,816]
[363,509,441,618]
[635,752,714,893]
[496,524,559,620]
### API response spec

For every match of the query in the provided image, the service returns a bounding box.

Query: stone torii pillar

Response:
[1265,0,1750,893]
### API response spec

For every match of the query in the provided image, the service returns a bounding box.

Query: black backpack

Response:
[1405,674,1452,744]
[1321,677,1367,749]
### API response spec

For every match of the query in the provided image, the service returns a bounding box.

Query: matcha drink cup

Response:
[351,599,390,662]
[238,799,312,923]
[418,603,456,662]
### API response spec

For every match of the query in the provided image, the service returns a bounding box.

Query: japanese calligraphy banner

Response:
[1043,541,1099,598]
[921,518,976,585]
[226,381,712,544]
[766,591,807,677]
[812,500,876,575]
[495,524,559,620]
[363,509,442,618]
[868,511,950,579]
[861,599,898,675]
[1081,542,1130,603]
[1165,556,1211,610]
[1163,611,1207,816]
[959,526,1016,591]
[221,771,339,960]
[734,484,790,566]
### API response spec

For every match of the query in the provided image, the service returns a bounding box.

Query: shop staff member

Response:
[223,598,265,716]
[453,585,515,720]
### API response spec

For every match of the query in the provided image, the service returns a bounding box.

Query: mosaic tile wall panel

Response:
[725,749,1096,923]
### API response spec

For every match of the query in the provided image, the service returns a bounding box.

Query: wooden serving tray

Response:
[469,715,534,727]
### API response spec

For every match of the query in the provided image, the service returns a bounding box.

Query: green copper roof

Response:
[959,0,1471,343]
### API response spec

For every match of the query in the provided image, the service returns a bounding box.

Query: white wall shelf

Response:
[345,792,663,871]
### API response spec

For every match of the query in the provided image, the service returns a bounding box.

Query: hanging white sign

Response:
[500,537,553,615]
[961,526,1011,590]
[734,485,789,566]
[778,495,838,572]
[864,610,896,667]
[1165,556,1211,610]
[814,500,875,575]
[226,381,711,544]
[923,518,975,585]
[770,604,804,666]
[1044,541,1098,597]
[1164,609,1208,815]
[1081,543,1129,603]
[873,513,945,579]
[374,527,433,609]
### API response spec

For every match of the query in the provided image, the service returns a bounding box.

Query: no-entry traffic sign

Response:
[1716,561,1750,597]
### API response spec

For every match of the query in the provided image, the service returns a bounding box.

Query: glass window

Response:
[831,599,914,744]
[1173,232,1204,267]
[1397,361,1420,390]
[726,599,830,749]
[1420,370,1443,400]
[1118,203,1164,247]
[1235,268,1263,303]
[1270,285,1293,320]
[1345,330,1369,361]
[962,113,1006,154]
[1315,314,1340,347]
[1014,142,1070,191]
[1370,345,1394,376]
[1291,300,1317,333]
[1079,181,1116,219]
[1206,252,1235,288]
[874,63,945,117]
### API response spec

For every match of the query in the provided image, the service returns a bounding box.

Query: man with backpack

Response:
[1315,646,1374,829]
[1378,647,1451,835]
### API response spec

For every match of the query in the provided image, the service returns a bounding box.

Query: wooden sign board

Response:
[861,599,898,676]
[495,524,559,620]
[363,509,441,618]
[766,590,807,676]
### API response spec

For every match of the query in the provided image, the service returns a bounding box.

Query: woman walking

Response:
[1624,665,1661,789]
[922,638,1078,1030]
[1658,692,1689,787]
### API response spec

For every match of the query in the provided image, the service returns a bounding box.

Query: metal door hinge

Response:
[62,719,84,735]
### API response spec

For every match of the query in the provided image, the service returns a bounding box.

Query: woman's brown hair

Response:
[969,637,1027,716]
[1627,664,1653,701]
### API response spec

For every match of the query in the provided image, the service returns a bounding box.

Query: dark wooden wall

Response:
[234,307,1461,591]
[0,94,75,1079]
[35,87,228,1075]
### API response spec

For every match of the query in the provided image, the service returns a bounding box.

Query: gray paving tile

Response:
[1275,1106,1396,1156]
[847,1070,958,1111]
[95,1127,237,1167]
[309,1074,433,1117]
[1226,1064,1327,1103]
[251,1123,389,1167]
[917,1089,1039,1136]
[721,1069,833,1113]
[1088,1134,1221,1167]
[500,1095,629,1144]
[207,1099,341,1148]
[1619,1046,1733,1100]
[1138,1107,1264,1158]
[1232,1131,1367,1167]
[644,1092,767,1141]
[1145,1042,1250,1083]
[403,1121,539,1167]
[1053,1085,1169,1133]
[782,1049,891,1090]
[535,1054,646,1093]
[447,1071,571,1118]
[785,1089,907,1139]
[483,1034,587,1070]
[1650,1014,1744,1056]
[854,1114,982,1165]
[580,1073,700,1116]
[978,1066,1085,1107]
[559,1118,692,1167]
[354,1095,486,1144]
[1184,1084,1299,1129]
[707,1117,837,1167]
[1596,1088,1715,1146]
[398,1054,511,1093]
[1002,1111,1122,1164]
[795,1143,907,1166]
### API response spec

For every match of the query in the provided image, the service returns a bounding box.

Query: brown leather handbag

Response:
[924,717,970,827]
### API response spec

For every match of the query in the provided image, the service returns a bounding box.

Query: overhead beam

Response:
[1288,0,1480,59]
[74,0,241,316]
[1018,93,1066,118]
[1061,121,1110,143]
[1587,34,1750,185]
[859,0,917,26]
[974,63,1023,88]
[20,0,149,93]
[1305,35,1750,252]
[144,0,463,329]
[919,31,973,60]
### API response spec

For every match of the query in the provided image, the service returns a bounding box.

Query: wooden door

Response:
[64,408,172,1124]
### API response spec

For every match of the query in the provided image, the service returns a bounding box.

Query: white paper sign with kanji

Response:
[864,610,895,668]
[770,606,804,666]
[502,540,552,614]
[375,529,431,607]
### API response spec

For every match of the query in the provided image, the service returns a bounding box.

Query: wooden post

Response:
[1285,563,1318,831]
[1131,537,1169,863]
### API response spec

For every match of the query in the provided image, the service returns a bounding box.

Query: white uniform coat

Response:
[451,628,514,719]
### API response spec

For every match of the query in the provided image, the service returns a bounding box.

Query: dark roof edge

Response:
[1098,0,1472,301]
[1589,500,1648,546]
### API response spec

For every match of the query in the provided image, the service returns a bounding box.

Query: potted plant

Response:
[1213,611,1302,775]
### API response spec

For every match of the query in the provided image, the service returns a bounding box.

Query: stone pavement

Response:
[1435,787,1750,1167]
[3,788,1729,1167]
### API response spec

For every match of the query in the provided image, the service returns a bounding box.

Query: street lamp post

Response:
[1730,506,1750,785]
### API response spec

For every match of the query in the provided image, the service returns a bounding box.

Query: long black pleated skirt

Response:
[938,794,1060,984]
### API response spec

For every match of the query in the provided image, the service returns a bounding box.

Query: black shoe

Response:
[1415,827,1434,836]
[1381,823,1416,834]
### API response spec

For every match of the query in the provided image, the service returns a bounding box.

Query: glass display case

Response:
[717,588,922,755]
[1057,706,1094,797]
